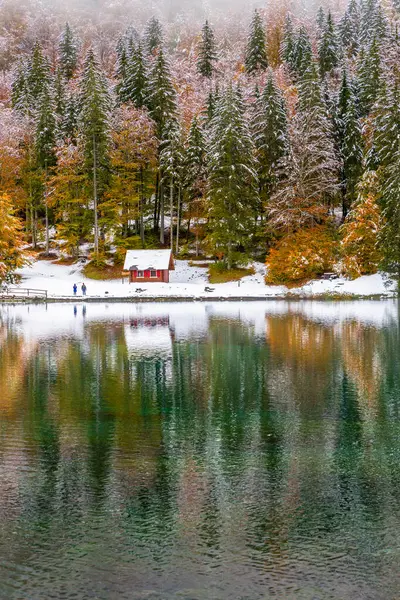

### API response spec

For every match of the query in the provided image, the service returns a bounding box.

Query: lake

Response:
[0,301,399,600]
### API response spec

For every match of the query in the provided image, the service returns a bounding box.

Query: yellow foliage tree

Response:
[266,224,337,285]
[0,193,27,283]
[340,172,382,279]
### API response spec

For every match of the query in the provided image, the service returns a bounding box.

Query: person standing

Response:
[81,283,87,296]
[73,283,77,296]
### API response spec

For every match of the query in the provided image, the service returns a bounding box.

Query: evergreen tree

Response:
[115,45,129,104]
[292,26,313,77]
[144,17,163,56]
[59,23,79,80]
[123,42,148,108]
[11,61,32,114]
[27,42,51,105]
[63,92,79,142]
[159,119,184,248]
[319,11,339,77]
[271,63,340,231]
[339,11,358,56]
[253,71,288,204]
[147,48,177,139]
[341,94,364,215]
[245,10,268,75]
[357,38,381,116]
[378,144,400,280]
[79,49,111,258]
[208,85,259,268]
[281,14,295,66]
[374,79,400,169]
[197,21,217,78]
[317,7,326,33]
[185,115,207,200]
[54,67,66,121]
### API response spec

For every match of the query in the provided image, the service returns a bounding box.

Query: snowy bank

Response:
[12,259,396,301]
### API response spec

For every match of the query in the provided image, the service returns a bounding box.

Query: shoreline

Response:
[0,293,396,304]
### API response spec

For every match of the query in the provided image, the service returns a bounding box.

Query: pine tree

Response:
[0,193,27,283]
[185,115,207,200]
[115,45,129,104]
[292,26,313,78]
[27,42,51,105]
[63,92,79,143]
[54,67,66,123]
[159,119,184,249]
[317,7,326,33]
[144,17,163,56]
[123,42,148,108]
[270,63,340,231]
[339,11,358,56]
[253,71,288,205]
[281,14,295,67]
[378,144,400,280]
[35,85,57,253]
[147,48,177,139]
[357,38,381,116]
[245,10,268,75]
[319,11,339,77]
[374,79,400,169]
[341,94,364,215]
[79,49,111,258]
[197,21,217,78]
[59,23,79,80]
[208,85,259,268]
[11,61,32,114]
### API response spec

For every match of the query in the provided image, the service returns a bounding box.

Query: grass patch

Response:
[82,262,123,280]
[208,263,255,284]
[189,261,210,268]
[52,257,77,266]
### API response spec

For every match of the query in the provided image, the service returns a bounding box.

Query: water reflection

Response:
[0,302,399,600]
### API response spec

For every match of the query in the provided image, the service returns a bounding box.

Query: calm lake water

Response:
[0,301,400,600]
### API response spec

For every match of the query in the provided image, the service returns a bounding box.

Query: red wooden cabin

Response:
[123,249,175,283]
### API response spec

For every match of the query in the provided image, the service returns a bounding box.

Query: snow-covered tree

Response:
[79,49,111,258]
[245,10,268,75]
[144,17,163,56]
[59,23,79,80]
[207,85,259,268]
[123,42,148,109]
[253,70,288,205]
[319,11,339,77]
[147,48,177,139]
[341,94,364,215]
[357,38,381,116]
[197,21,217,78]
[160,118,184,248]
[378,145,400,280]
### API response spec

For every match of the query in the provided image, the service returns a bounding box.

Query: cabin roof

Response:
[123,249,174,271]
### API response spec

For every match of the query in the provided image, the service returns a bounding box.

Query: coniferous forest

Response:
[1,0,400,284]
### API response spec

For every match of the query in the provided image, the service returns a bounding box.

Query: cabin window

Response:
[137,270,144,277]
[150,270,157,278]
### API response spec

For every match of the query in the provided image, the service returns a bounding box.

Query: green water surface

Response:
[0,302,399,600]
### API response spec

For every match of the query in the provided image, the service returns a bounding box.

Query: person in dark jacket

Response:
[81,283,87,296]
[73,283,77,296]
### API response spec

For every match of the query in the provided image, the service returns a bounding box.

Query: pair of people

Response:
[73,283,87,296]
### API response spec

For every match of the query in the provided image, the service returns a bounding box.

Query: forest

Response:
[0,0,400,284]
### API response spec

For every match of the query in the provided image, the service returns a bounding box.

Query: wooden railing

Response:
[0,287,48,301]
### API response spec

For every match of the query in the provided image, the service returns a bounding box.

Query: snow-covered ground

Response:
[13,259,396,300]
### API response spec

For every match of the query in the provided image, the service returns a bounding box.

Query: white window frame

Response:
[137,270,144,277]
[150,270,157,278]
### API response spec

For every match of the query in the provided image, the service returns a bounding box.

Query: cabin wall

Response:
[129,269,168,283]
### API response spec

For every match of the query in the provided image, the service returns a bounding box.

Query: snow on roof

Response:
[123,249,174,271]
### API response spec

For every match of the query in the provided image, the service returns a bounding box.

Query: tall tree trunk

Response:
[153,171,159,232]
[44,162,49,255]
[170,178,174,251]
[176,185,181,255]
[93,133,99,259]
[140,166,145,247]
[160,182,165,244]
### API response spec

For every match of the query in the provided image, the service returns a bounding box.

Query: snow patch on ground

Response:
[14,259,396,300]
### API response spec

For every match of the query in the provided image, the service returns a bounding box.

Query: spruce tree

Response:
[197,21,217,78]
[79,49,111,258]
[59,23,79,80]
[54,67,66,123]
[357,38,381,116]
[124,42,148,108]
[341,94,364,215]
[11,61,32,114]
[159,119,184,248]
[339,11,358,56]
[253,71,288,205]
[185,115,207,200]
[27,42,51,105]
[144,17,163,56]
[245,10,268,75]
[378,145,400,281]
[317,7,326,33]
[270,63,340,231]
[115,45,129,104]
[281,14,295,67]
[63,92,78,143]
[147,48,177,139]
[319,11,339,77]
[374,79,400,169]
[208,85,259,268]
[292,26,313,78]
